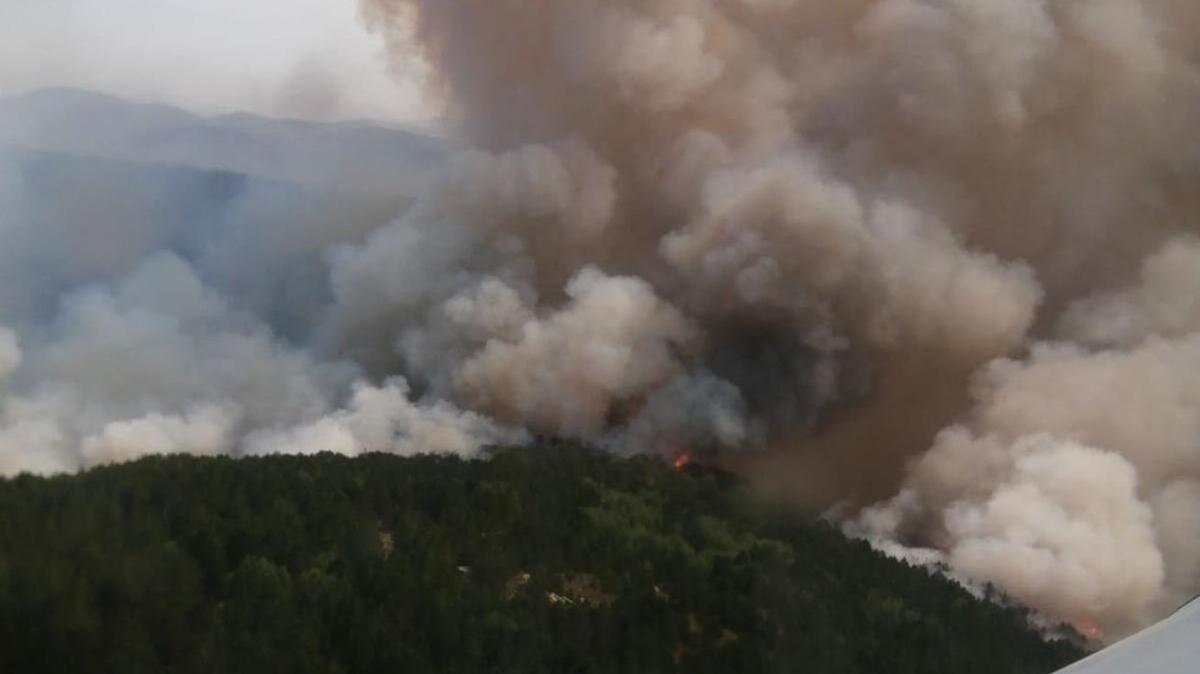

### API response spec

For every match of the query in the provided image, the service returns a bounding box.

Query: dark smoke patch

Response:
[703,321,866,435]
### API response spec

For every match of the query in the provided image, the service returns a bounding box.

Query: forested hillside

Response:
[0,444,1084,674]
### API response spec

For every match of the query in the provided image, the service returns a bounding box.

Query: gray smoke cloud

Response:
[0,0,1198,642]
[0,132,521,476]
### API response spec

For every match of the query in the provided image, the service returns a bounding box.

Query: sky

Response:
[0,0,431,123]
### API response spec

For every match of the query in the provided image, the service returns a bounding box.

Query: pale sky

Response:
[0,0,432,124]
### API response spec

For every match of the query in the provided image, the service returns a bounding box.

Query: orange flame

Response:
[1075,617,1104,641]
[673,452,691,470]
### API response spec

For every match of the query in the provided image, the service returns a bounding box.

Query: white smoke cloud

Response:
[457,267,699,436]
[81,405,239,469]
[245,378,526,459]
[1060,236,1200,348]
[942,436,1163,636]
[0,253,515,476]
[864,332,1200,636]
[1151,481,1200,613]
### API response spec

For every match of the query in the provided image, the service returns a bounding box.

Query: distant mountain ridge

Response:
[0,88,447,194]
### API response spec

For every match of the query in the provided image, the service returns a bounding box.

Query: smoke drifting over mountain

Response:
[2,0,1199,640]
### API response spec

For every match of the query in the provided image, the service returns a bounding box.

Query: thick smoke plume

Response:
[1,0,1198,640]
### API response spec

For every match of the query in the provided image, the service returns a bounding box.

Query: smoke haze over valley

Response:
[3,0,1200,643]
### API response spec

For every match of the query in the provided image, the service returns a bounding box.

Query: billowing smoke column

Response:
[0,0,1198,641]
[348,0,1199,637]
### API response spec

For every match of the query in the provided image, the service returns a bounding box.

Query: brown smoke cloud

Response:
[351,0,1200,638]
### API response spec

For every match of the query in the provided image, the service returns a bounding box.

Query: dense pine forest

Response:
[0,443,1085,673]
